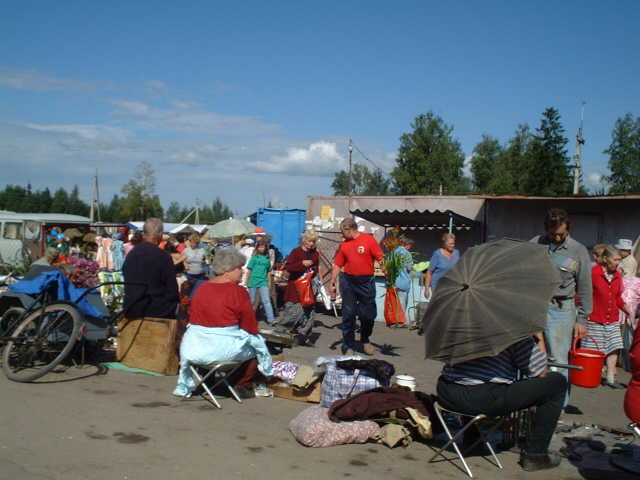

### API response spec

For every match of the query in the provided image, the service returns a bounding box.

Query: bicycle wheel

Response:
[2,302,82,382]
[0,307,26,337]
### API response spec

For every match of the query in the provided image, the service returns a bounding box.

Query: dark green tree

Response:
[210,197,234,223]
[68,185,89,216]
[362,168,391,195]
[165,201,184,223]
[391,112,467,195]
[50,187,70,213]
[0,185,27,211]
[102,194,125,222]
[486,124,533,194]
[604,113,640,194]
[331,164,391,195]
[523,108,572,196]
[37,188,52,213]
[120,161,163,220]
[471,135,503,192]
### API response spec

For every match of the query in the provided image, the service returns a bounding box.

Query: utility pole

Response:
[348,139,353,196]
[347,139,353,212]
[89,169,101,222]
[572,102,586,195]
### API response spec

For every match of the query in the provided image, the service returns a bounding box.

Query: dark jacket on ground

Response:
[328,386,435,422]
[122,241,179,319]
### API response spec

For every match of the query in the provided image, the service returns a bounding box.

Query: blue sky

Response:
[1,1,639,216]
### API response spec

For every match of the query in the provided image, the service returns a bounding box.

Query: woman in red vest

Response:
[582,245,631,388]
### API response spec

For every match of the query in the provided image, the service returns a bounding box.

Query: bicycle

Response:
[0,280,126,383]
[0,271,25,342]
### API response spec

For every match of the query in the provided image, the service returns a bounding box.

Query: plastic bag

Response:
[384,287,406,327]
[294,271,315,307]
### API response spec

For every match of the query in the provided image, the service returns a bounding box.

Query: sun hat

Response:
[614,238,634,251]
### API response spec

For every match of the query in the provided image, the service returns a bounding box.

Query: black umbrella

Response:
[424,238,560,365]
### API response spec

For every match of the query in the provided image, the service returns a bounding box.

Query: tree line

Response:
[332,109,640,196]
[0,160,235,225]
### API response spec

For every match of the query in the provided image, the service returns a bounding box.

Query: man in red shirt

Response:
[330,218,384,355]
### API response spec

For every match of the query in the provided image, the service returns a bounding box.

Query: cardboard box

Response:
[117,317,179,375]
[268,379,322,403]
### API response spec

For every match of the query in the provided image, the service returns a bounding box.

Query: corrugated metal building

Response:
[307,194,640,265]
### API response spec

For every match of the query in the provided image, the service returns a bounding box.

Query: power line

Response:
[350,141,390,174]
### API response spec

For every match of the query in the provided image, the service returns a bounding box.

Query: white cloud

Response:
[0,67,99,92]
[170,100,200,109]
[250,141,345,176]
[463,155,473,178]
[110,100,151,116]
[25,123,131,142]
[108,99,279,136]
[146,80,168,90]
[587,172,602,185]
[197,144,223,154]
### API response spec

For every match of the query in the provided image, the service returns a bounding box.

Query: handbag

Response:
[320,363,382,407]
[294,271,315,307]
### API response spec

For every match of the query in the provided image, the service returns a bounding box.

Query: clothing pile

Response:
[271,361,323,390]
[288,356,435,448]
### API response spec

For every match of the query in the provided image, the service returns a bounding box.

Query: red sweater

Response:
[189,282,258,334]
[589,265,625,324]
[334,233,383,276]
[284,246,319,304]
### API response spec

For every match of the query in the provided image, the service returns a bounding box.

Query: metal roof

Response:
[350,208,476,229]
[0,211,91,223]
[472,194,640,200]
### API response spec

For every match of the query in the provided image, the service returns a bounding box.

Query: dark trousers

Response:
[437,372,567,454]
[339,273,376,352]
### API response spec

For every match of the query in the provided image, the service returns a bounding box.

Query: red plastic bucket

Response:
[569,335,605,388]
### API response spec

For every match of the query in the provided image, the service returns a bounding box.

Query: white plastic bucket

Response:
[395,374,416,391]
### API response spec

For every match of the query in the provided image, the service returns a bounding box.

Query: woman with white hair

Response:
[173,248,272,399]
[583,245,631,389]
[277,230,320,344]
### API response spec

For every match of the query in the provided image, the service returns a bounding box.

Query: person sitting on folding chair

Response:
[173,248,273,399]
[436,335,567,472]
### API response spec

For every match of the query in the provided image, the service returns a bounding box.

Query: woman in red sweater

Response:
[277,230,320,344]
[583,245,630,389]
[173,248,272,399]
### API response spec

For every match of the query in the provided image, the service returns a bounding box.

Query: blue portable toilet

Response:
[250,208,306,257]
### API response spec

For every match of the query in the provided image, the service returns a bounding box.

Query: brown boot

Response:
[362,343,375,356]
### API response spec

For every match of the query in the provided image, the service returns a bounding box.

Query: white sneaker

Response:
[254,384,274,397]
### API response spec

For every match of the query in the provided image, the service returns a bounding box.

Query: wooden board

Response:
[116,317,179,375]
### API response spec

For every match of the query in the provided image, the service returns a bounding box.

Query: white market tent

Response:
[126,222,209,235]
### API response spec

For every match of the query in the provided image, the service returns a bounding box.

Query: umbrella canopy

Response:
[424,238,560,365]
[206,218,256,239]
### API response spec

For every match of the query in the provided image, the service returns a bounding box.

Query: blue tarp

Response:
[173,324,273,397]
[9,270,106,319]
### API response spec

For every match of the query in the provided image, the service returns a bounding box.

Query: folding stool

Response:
[188,361,244,409]
[429,400,505,478]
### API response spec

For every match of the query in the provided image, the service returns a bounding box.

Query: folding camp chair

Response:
[429,400,505,478]
[188,361,244,409]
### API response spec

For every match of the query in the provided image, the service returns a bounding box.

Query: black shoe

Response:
[520,451,562,472]
[603,380,627,389]
[234,386,255,399]
[564,405,583,415]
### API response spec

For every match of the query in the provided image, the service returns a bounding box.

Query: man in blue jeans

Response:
[531,208,592,415]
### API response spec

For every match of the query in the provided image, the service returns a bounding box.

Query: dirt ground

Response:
[0,313,633,480]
